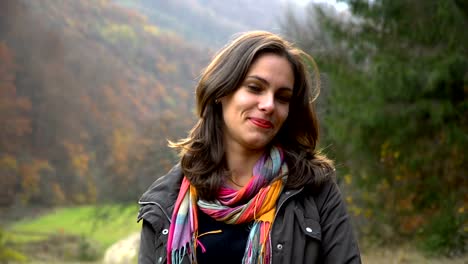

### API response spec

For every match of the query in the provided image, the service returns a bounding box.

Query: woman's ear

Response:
[215,96,226,105]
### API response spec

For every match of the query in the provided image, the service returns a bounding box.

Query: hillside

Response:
[114,0,286,47]
[0,0,210,207]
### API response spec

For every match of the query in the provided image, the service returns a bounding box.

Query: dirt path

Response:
[362,247,467,264]
[103,232,139,264]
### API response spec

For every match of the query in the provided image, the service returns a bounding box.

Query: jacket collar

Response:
[137,163,184,224]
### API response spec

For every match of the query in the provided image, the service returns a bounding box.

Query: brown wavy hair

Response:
[170,31,334,201]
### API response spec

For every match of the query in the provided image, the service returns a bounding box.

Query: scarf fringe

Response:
[171,241,198,264]
[242,222,271,264]
[171,245,185,264]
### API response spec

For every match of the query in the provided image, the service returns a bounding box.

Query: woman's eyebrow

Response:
[246,75,293,91]
[246,75,268,84]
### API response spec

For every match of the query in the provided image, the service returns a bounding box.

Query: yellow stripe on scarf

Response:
[256,178,283,223]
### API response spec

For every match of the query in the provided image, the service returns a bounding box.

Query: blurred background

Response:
[0,0,466,263]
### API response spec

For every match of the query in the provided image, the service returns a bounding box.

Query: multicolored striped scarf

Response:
[167,146,288,264]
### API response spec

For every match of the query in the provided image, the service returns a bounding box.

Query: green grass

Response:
[8,204,141,249]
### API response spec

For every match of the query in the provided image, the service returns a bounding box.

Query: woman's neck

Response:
[224,142,264,188]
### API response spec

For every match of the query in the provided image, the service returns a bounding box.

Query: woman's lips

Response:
[249,117,273,129]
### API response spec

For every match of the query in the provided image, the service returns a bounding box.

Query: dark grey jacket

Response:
[137,164,361,264]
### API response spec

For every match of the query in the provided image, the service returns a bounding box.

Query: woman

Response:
[137,31,361,264]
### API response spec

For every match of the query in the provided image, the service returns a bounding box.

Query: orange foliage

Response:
[18,159,53,204]
[0,42,32,154]
[109,128,133,176]
[397,194,416,212]
[0,155,18,206]
[51,183,66,205]
[400,215,426,234]
[63,141,90,178]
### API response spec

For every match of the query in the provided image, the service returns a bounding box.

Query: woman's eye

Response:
[276,95,292,103]
[247,85,262,92]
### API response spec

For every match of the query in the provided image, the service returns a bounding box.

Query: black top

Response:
[196,207,250,263]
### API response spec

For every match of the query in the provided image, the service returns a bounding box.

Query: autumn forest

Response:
[1,0,211,206]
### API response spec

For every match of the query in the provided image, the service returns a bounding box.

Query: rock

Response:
[103,232,140,264]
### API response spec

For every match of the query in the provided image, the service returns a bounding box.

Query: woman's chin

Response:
[242,137,273,151]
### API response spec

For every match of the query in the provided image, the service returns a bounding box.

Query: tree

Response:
[0,42,34,207]
[283,0,467,255]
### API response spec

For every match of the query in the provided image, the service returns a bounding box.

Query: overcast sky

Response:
[293,0,349,11]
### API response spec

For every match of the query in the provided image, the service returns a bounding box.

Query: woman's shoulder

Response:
[137,163,184,226]
[138,163,184,205]
[306,167,346,214]
[305,154,336,185]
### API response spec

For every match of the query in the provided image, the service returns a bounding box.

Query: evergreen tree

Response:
[283,0,467,254]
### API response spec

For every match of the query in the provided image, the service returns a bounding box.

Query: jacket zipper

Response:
[268,188,303,264]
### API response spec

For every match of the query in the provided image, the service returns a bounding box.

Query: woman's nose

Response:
[258,93,274,113]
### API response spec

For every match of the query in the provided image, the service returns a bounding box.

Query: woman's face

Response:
[220,53,294,152]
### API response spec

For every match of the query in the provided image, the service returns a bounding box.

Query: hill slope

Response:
[114,0,285,47]
[0,0,207,206]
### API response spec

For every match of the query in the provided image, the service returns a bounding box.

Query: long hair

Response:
[170,31,333,201]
